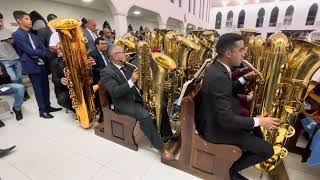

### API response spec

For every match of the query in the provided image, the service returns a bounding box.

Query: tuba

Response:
[256,32,320,172]
[50,18,96,128]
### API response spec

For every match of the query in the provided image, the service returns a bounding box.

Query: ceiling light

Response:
[188,25,193,28]
[222,1,227,7]
[82,0,94,3]
[239,0,245,6]
[133,11,141,15]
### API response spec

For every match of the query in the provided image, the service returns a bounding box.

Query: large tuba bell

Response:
[50,18,97,128]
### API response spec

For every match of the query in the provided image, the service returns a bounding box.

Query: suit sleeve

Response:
[12,33,47,58]
[99,69,131,98]
[232,79,246,94]
[210,74,254,130]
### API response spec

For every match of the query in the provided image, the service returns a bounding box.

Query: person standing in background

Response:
[0,12,30,101]
[12,10,61,119]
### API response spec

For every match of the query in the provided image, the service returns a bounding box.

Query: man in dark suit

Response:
[83,18,98,51]
[35,14,57,75]
[89,37,109,84]
[37,14,57,48]
[197,33,280,180]
[100,45,173,160]
[12,11,61,119]
[89,37,109,122]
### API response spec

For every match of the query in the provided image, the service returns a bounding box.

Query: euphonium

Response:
[256,32,320,172]
[50,18,96,128]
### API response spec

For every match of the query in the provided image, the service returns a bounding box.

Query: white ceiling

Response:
[211,0,296,7]
[48,0,110,11]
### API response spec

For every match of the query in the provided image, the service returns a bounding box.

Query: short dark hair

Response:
[0,13,3,19]
[47,14,57,22]
[216,33,243,58]
[13,11,29,21]
[95,37,106,45]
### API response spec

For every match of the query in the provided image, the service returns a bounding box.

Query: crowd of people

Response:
[0,10,285,180]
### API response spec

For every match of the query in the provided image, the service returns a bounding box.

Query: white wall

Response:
[210,0,320,37]
[127,16,159,31]
[0,0,113,32]
[110,0,211,35]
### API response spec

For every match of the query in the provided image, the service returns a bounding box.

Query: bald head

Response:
[86,18,96,32]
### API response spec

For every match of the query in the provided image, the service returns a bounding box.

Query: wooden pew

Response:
[162,84,242,180]
[94,83,138,151]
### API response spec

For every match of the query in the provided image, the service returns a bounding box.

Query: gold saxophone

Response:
[256,32,320,172]
[50,18,96,128]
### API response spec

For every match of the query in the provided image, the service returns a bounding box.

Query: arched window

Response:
[226,11,233,28]
[215,12,222,29]
[269,7,279,27]
[189,0,191,12]
[237,10,245,28]
[306,3,318,25]
[283,6,294,25]
[256,8,265,27]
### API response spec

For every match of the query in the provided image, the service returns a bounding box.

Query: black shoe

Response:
[48,106,62,112]
[12,107,23,121]
[23,90,30,101]
[230,170,248,180]
[0,145,16,158]
[39,112,54,119]
[0,120,5,127]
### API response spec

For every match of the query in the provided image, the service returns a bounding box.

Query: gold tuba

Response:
[256,32,320,172]
[50,18,96,128]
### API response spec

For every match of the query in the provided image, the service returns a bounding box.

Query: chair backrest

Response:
[98,83,110,108]
[180,82,202,134]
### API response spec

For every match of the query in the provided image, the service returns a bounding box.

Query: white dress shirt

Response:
[217,61,260,127]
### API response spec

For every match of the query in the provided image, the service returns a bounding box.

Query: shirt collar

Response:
[114,63,123,69]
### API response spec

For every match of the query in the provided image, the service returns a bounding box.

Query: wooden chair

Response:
[94,83,138,151]
[162,84,242,180]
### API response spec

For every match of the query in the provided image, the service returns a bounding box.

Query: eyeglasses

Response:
[113,51,125,55]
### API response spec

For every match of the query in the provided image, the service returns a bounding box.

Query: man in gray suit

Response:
[83,18,98,51]
[99,45,173,160]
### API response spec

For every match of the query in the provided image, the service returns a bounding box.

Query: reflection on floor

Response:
[0,84,319,180]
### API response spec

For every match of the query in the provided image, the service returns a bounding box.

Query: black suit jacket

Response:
[197,61,254,144]
[89,48,109,84]
[99,63,142,114]
[51,57,69,95]
[37,27,52,48]
[37,26,54,74]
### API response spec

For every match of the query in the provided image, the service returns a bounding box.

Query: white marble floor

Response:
[0,84,319,180]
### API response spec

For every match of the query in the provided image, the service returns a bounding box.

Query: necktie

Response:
[28,33,36,49]
[101,52,109,67]
[28,33,44,65]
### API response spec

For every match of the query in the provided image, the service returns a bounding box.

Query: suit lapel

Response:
[215,61,231,80]
[110,63,127,82]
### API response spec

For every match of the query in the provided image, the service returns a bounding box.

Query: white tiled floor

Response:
[0,84,319,180]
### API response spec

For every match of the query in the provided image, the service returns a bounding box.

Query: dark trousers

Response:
[56,91,73,111]
[228,134,273,172]
[161,105,173,137]
[28,66,51,113]
[116,102,164,150]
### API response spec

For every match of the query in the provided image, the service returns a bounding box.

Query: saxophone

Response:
[256,32,320,172]
[50,18,96,128]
